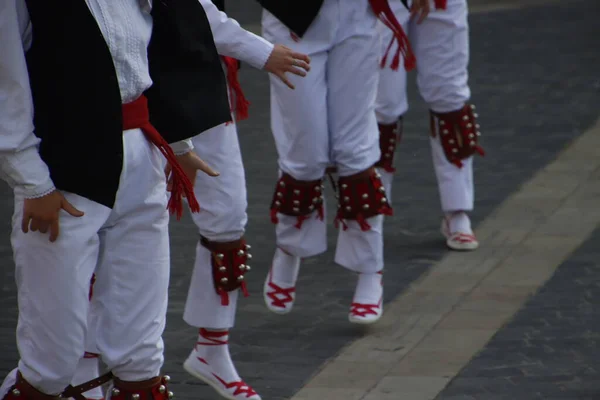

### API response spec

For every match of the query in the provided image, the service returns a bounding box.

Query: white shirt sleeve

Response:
[170,138,194,155]
[198,0,275,70]
[0,0,55,198]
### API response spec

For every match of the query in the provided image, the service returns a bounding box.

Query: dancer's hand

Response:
[166,152,219,192]
[22,190,84,242]
[410,0,431,24]
[263,44,311,90]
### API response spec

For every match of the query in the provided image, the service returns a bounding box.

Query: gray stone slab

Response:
[436,226,600,400]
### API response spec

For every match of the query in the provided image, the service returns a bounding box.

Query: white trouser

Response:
[261,0,384,273]
[375,0,474,213]
[1,129,169,396]
[183,121,247,329]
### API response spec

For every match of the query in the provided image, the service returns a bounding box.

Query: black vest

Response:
[213,0,225,12]
[257,0,410,38]
[24,0,230,208]
[257,0,324,38]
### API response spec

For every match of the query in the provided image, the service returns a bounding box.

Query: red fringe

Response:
[270,208,279,224]
[356,214,372,232]
[434,0,448,10]
[295,215,309,229]
[122,95,200,220]
[241,281,249,298]
[369,0,416,71]
[219,289,229,306]
[222,56,250,122]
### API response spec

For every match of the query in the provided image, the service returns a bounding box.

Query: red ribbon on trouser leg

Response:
[435,0,448,10]
[122,95,199,220]
[222,56,250,123]
[369,0,416,71]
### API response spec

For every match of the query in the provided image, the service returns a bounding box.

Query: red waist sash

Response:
[122,95,200,219]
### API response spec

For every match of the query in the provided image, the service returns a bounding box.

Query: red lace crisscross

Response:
[449,233,477,244]
[213,375,258,398]
[196,328,228,347]
[265,268,295,309]
[350,303,381,318]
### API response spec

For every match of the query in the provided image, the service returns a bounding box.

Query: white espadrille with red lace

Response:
[441,214,479,251]
[183,329,260,400]
[349,271,383,325]
[263,248,300,314]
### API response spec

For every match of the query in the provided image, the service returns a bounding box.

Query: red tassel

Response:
[317,206,325,221]
[83,352,99,359]
[270,208,279,224]
[334,215,349,231]
[476,146,485,156]
[222,56,250,122]
[357,214,372,232]
[369,0,416,71]
[220,289,230,306]
[295,215,309,229]
[434,0,448,10]
[122,95,200,220]
[241,281,249,298]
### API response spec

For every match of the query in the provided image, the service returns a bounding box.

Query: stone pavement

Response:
[0,1,599,400]
[436,228,600,400]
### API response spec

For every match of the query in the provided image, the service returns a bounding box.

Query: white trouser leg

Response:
[328,4,384,273]
[262,9,331,258]
[182,122,247,330]
[411,0,474,212]
[410,0,471,113]
[375,2,411,124]
[88,129,170,382]
[378,169,394,203]
[430,136,474,212]
[8,193,110,395]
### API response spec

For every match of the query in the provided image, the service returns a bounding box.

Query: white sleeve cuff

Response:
[236,33,275,70]
[170,139,194,155]
[1,146,56,198]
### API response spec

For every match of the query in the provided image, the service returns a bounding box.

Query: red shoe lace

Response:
[450,233,477,244]
[350,303,381,318]
[197,328,228,347]
[213,375,258,398]
[266,268,295,309]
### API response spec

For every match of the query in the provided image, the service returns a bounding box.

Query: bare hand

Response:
[263,44,311,90]
[410,0,431,24]
[22,190,84,242]
[166,152,219,192]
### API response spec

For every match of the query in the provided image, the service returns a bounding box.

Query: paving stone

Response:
[436,226,600,400]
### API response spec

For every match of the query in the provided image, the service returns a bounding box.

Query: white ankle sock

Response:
[193,329,240,382]
[447,212,472,234]
[353,272,383,304]
[271,248,301,286]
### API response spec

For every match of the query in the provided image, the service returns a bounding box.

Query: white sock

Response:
[271,248,301,286]
[447,211,472,234]
[353,272,383,304]
[193,329,240,382]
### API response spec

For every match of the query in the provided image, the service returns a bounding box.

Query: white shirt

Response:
[0,0,273,199]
